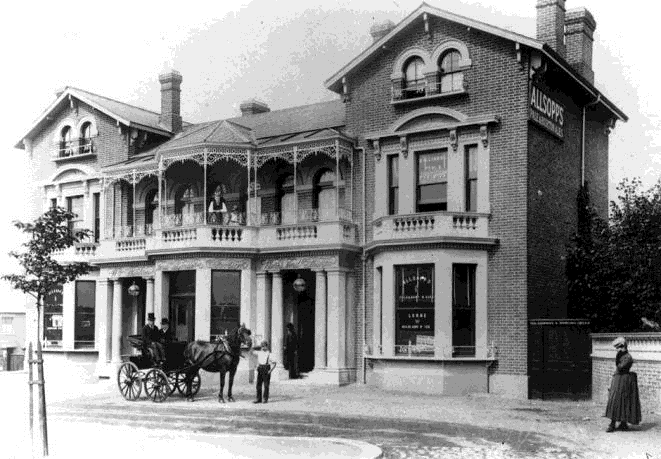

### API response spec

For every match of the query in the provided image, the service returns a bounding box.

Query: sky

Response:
[0,0,658,307]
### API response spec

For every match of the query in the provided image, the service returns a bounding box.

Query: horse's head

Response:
[237,323,253,349]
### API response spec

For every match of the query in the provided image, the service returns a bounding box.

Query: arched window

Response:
[439,50,463,93]
[60,126,72,157]
[404,57,426,98]
[80,122,93,154]
[145,189,158,234]
[175,185,196,225]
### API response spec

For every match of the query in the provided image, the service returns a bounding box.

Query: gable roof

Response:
[15,87,185,149]
[159,119,255,152]
[325,2,627,122]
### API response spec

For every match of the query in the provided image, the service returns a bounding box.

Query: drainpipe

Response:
[582,94,601,186]
[356,146,368,384]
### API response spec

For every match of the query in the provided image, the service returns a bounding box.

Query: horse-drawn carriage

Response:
[117,324,252,403]
[116,335,201,403]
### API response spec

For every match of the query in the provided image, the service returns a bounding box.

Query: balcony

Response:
[52,137,97,161]
[98,208,358,260]
[372,211,491,245]
[52,242,99,263]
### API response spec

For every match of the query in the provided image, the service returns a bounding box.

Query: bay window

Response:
[452,264,476,357]
[74,281,96,348]
[395,264,434,355]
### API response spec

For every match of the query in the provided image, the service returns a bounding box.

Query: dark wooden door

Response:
[169,297,195,342]
[529,319,591,400]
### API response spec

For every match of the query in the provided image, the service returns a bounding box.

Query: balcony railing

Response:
[373,211,490,242]
[52,242,99,262]
[53,137,97,160]
[99,207,357,258]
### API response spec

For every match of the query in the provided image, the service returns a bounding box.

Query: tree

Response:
[2,207,92,343]
[566,178,661,332]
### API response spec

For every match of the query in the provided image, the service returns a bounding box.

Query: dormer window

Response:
[59,126,73,157]
[439,50,463,93]
[404,57,426,99]
[80,122,93,154]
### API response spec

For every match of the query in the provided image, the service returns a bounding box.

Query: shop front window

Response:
[75,281,96,348]
[452,264,476,357]
[210,270,241,341]
[44,285,63,347]
[395,264,434,355]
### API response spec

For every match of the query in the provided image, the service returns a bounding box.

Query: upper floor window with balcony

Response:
[416,150,448,213]
[439,50,463,93]
[66,195,85,237]
[387,155,399,215]
[313,169,337,222]
[277,174,296,225]
[80,122,93,154]
[59,126,73,157]
[404,57,426,99]
[145,189,158,234]
[465,145,478,212]
[175,185,196,226]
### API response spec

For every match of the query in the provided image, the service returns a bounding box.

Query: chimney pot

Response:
[240,99,270,116]
[536,0,566,57]
[565,7,597,83]
[370,20,396,43]
[159,70,183,133]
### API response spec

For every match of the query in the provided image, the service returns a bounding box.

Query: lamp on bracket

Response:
[480,126,488,148]
[372,139,381,162]
[449,130,458,152]
[400,136,408,159]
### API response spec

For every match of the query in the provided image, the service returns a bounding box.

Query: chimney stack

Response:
[159,70,183,133]
[564,8,596,83]
[536,0,566,57]
[240,99,270,116]
[370,20,396,42]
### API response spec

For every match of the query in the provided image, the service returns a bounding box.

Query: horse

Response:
[182,324,252,403]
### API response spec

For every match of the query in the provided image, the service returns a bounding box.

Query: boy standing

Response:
[253,340,276,404]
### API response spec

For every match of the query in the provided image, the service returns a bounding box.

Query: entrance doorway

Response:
[282,270,316,373]
[168,271,196,342]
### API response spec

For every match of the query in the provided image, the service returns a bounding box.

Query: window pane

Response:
[418,183,447,204]
[93,193,100,242]
[441,50,460,73]
[75,281,96,347]
[465,145,478,212]
[395,265,435,355]
[417,151,447,185]
[388,155,399,215]
[44,285,63,345]
[210,271,241,339]
[452,265,476,356]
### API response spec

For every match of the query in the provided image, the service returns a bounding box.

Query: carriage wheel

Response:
[144,369,170,403]
[176,371,201,396]
[166,371,178,396]
[117,362,142,401]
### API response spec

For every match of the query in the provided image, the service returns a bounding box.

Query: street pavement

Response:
[1,370,660,458]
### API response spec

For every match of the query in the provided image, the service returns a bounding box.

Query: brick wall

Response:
[345,16,531,378]
[592,334,661,414]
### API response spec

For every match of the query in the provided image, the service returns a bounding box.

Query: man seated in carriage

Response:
[142,313,165,365]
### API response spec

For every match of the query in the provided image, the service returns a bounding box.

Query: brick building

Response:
[16,1,625,396]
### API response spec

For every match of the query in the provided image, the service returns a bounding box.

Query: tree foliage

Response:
[2,207,92,339]
[566,179,661,332]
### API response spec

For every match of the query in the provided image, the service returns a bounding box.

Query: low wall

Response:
[591,333,661,414]
[365,358,490,395]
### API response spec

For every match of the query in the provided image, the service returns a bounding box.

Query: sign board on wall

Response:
[529,85,565,139]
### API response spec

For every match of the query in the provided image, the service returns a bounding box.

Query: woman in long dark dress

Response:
[604,336,642,432]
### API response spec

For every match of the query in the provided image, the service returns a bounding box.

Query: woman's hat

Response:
[147,313,155,321]
[260,340,269,348]
[612,336,627,349]
[161,318,169,325]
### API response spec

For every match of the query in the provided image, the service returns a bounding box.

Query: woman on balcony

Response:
[208,185,228,224]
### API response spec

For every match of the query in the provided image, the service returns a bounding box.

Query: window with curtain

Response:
[75,281,96,348]
[59,126,73,157]
[388,155,399,215]
[416,150,448,213]
[465,145,478,212]
[210,270,241,341]
[80,122,93,153]
[439,50,463,93]
[93,192,100,242]
[452,264,476,357]
[395,264,435,355]
[404,56,426,98]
